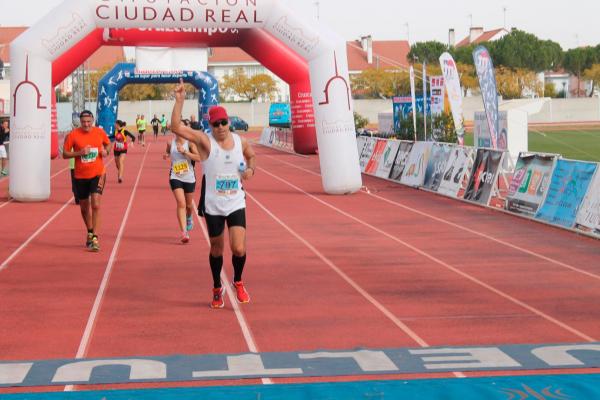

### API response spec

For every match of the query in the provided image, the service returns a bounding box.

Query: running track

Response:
[0,133,599,396]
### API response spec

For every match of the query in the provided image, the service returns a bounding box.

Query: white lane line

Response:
[193,201,273,385]
[246,191,466,378]
[263,153,600,282]
[65,145,151,392]
[258,167,597,343]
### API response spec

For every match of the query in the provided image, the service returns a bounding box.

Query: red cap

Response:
[208,106,229,124]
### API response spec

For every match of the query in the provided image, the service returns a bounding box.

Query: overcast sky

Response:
[0,0,598,50]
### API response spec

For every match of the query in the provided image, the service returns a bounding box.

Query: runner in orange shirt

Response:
[63,110,111,252]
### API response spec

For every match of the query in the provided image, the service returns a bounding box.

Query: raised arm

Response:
[171,79,210,158]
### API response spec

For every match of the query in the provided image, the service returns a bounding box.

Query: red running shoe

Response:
[233,281,250,303]
[180,231,190,244]
[211,287,225,309]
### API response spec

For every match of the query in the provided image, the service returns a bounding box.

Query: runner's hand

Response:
[174,78,186,102]
[83,145,91,155]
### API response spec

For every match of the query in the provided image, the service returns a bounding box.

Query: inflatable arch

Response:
[97,63,219,137]
[10,0,362,201]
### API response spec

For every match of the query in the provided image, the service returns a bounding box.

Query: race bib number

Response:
[81,148,98,163]
[216,174,239,195]
[115,141,125,150]
[173,160,190,175]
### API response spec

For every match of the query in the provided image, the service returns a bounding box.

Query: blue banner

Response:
[535,160,598,228]
[473,46,499,149]
[392,96,431,133]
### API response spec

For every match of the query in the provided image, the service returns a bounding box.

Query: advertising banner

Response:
[392,96,431,134]
[364,139,388,175]
[536,160,598,228]
[400,141,434,187]
[429,76,445,117]
[358,136,377,172]
[463,149,503,205]
[473,46,499,149]
[389,141,414,181]
[439,52,465,144]
[410,66,417,140]
[423,143,452,191]
[437,146,474,198]
[474,111,508,150]
[575,167,600,232]
[375,140,401,179]
[506,153,556,216]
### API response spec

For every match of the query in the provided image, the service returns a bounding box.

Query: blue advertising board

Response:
[392,96,431,133]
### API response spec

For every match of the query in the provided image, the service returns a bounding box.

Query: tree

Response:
[354,111,369,130]
[221,68,278,101]
[451,44,477,65]
[491,30,563,72]
[351,68,410,99]
[544,82,558,98]
[583,64,600,97]
[408,41,448,64]
[562,47,595,97]
[495,67,543,99]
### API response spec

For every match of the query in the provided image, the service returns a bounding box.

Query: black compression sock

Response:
[232,254,246,283]
[209,255,223,288]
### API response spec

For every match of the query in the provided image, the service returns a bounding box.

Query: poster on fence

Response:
[437,146,474,198]
[463,149,503,205]
[535,160,598,228]
[506,154,556,216]
[423,143,452,191]
[400,141,433,187]
[358,137,377,172]
[365,139,389,175]
[575,168,600,233]
[389,141,414,181]
[375,140,401,179]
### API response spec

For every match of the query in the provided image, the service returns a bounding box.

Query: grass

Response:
[463,127,600,162]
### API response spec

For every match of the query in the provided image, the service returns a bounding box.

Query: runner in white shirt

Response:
[170,79,256,309]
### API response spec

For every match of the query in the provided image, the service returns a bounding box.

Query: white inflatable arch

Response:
[9,0,362,201]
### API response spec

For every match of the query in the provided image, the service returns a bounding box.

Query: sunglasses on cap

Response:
[211,119,228,128]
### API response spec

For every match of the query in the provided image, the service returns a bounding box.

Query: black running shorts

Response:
[74,174,106,200]
[204,208,246,238]
[169,179,196,194]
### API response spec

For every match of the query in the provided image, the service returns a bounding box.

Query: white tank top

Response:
[169,139,196,183]
[202,134,246,216]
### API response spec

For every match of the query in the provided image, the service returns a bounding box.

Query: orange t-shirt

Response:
[64,127,110,179]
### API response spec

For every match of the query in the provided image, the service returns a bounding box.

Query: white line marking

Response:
[263,153,600,282]
[193,201,273,385]
[65,145,151,392]
[258,167,597,343]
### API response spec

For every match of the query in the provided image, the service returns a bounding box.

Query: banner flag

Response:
[423,143,452,191]
[375,140,402,179]
[473,46,499,149]
[536,160,598,228]
[575,166,600,233]
[423,63,428,140]
[437,146,474,198]
[358,137,377,172]
[506,153,557,216]
[439,52,465,145]
[463,149,503,205]
[400,141,434,187]
[389,141,414,181]
[429,76,445,117]
[365,139,388,175]
[410,66,417,141]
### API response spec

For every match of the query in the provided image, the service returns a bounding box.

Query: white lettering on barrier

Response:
[531,344,600,366]
[299,350,399,372]
[409,348,522,370]
[0,363,33,385]
[192,354,303,378]
[52,359,167,382]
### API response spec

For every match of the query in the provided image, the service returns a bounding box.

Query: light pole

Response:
[313,1,320,21]
[405,22,410,45]
[503,6,507,29]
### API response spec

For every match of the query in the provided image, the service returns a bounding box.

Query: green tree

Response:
[221,68,278,101]
[544,82,557,98]
[354,111,369,130]
[563,47,596,97]
[491,30,563,72]
[408,41,448,64]
[451,44,477,65]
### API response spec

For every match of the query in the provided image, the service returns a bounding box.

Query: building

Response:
[451,27,511,48]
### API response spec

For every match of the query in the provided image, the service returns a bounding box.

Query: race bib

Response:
[215,174,239,195]
[173,160,190,175]
[81,148,98,163]
[115,142,125,150]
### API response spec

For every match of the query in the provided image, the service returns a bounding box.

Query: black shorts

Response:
[114,150,127,156]
[169,179,196,193]
[205,208,246,238]
[74,174,106,200]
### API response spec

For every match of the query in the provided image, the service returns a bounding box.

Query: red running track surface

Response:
[0,133,599,394]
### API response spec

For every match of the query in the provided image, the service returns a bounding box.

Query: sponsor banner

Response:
[356,135,366,156]
[389,141,414,181]
[439,52,465,144]
[364,139,388,175]
[375,140,401,179]
[392,96,430,134]
[429,75,445,117]
[473,46,499,149]
[358,136,377,172]
[506,153,556,216]
[536,160,598,228]
[410,66,417,139]
[423,143,452,191]
[259,127,294,152]
[400,141,434,187]
[474,111,508,151]
[575,167,600,232]
[437,146,474,198]
[463,149,503,205]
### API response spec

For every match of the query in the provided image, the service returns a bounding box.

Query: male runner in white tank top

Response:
[170,79,256,309]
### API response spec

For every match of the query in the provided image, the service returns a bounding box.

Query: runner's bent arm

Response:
[241,137,256,181]
[62,134,84,158]
[171,78,210,158]
[163,142,171,160]
[181,141,202,162]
